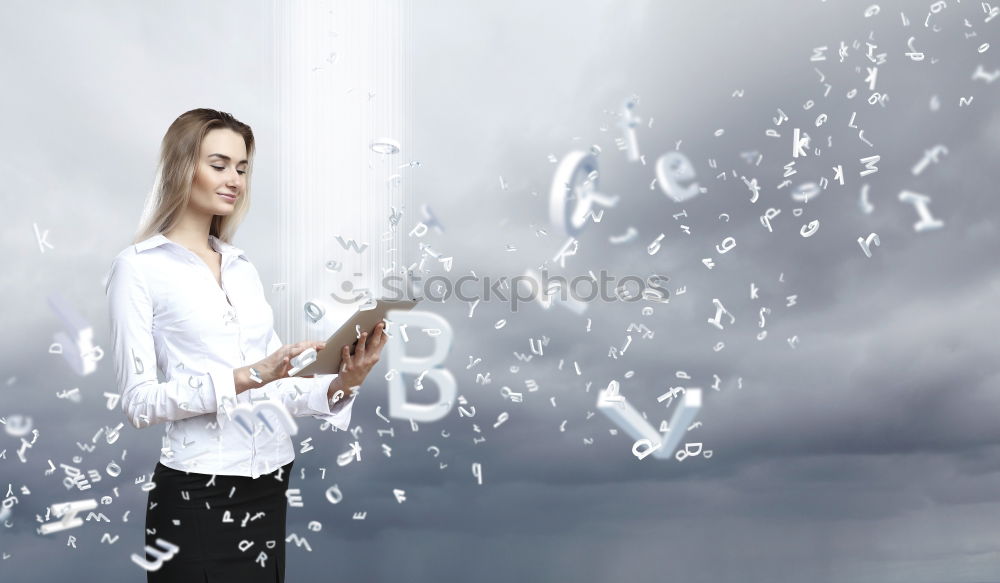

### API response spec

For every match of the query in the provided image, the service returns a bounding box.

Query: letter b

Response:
[386,311,455,422]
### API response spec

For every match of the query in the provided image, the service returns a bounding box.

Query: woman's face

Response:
[189,128,248,216]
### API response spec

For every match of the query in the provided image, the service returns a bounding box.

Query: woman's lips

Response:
[218,193,236,202]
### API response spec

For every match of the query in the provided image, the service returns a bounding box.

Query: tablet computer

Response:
[291,298,419,377]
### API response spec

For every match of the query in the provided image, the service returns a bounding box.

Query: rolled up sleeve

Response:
[309,373,357,431]
[106,255,230,429]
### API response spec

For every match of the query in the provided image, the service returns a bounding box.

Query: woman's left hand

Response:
[335,321,387,393]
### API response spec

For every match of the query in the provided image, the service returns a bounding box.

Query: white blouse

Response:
[105,233,355,478]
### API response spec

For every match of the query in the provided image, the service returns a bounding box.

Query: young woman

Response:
[106,108,385,582]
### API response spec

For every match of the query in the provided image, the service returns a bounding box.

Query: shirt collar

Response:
[134,233,246,259]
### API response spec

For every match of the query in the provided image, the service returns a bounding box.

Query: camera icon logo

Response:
[330,272,370,304]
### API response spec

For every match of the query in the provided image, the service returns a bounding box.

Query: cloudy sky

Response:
[2,1,999,582]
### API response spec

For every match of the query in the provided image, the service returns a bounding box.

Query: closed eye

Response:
[211,165,246,175]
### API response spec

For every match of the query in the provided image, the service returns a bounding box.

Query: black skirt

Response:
[142,460,294,582]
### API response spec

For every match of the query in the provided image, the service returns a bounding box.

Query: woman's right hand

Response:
[253,341,327,384]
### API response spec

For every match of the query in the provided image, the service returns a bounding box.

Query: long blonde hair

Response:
[133,108,256,245]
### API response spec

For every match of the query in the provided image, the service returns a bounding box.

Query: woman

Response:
[105,108,385,582]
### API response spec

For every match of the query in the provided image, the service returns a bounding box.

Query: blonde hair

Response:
[133,108,256,245]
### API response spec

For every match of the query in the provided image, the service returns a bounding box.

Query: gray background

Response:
[1,1,999,581]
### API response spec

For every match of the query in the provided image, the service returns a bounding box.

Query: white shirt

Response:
[105,233,355,478]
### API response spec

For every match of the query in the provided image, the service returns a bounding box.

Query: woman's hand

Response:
[254,340,327,385]
[335,321,387,392]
